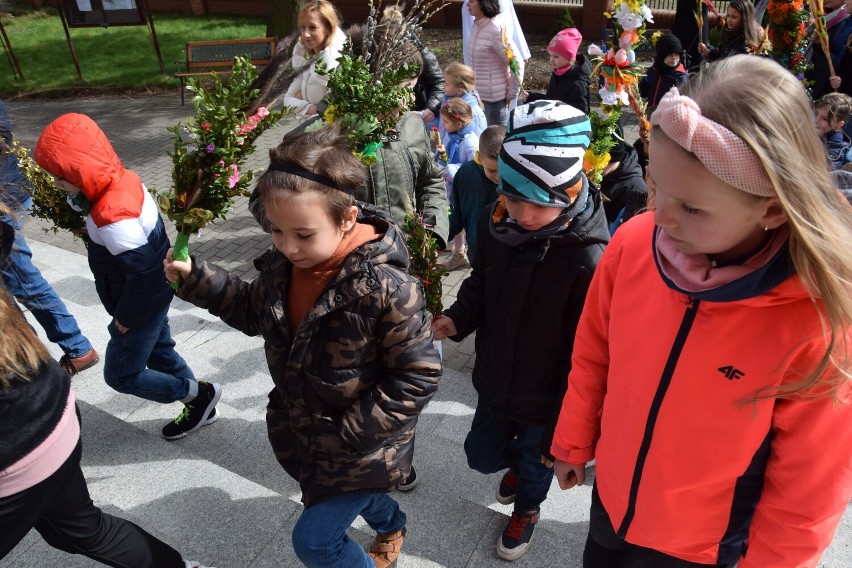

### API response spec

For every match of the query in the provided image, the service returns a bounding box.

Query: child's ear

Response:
[341,205,359,232]
[838,120,846,130]
[760,198,788,230]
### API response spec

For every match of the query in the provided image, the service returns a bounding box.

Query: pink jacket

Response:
[466,17,523,103]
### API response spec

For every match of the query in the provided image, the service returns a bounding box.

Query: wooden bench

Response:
[175,38,276,105]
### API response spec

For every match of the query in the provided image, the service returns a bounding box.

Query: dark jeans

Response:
[292,492,406,568]
[104,303,196,404]
[463,401,554,511]
[584,485,736,568]
[0,203,92,358]
[0,440,184,567]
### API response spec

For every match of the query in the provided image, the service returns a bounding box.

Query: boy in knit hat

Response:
[639,33,688,110]
[525,28,591,115]
[635,34,689,173]
[433,100,610,561]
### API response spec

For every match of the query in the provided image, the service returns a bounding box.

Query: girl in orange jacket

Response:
[551,55,852,567]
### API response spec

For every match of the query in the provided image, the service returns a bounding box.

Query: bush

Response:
[551,8,576,37]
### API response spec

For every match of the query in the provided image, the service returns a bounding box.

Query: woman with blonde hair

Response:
[283,0,347,116]
[552,55,852,567]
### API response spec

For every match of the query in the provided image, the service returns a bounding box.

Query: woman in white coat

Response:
[283,0,347,117]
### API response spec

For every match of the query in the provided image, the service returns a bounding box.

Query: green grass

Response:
[0,8,266,98]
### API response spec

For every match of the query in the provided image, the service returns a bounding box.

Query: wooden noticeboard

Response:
[57,0,166,79]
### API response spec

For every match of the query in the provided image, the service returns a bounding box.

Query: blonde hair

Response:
[445,62,476,94]
[441,98,474,127]
[0,205,49,390]
[444,62,482,107]
[683,55,852,401]
[298,0,340,54]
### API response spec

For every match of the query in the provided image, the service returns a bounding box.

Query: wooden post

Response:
[190,0,207,16]
[581,0,613,46]
[57,0,83,80]
[0,18,25,81]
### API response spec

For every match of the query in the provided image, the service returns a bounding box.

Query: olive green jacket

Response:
[358,112,450,248]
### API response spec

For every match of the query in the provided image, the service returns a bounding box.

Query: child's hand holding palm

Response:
[164,248,192,285]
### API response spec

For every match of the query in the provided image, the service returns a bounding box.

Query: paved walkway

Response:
[2,94,850,567]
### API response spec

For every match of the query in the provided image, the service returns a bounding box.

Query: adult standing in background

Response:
[809,0,852,99]
[0,99,99,377]
[462,0,529,110]
[413,40,445,125]
[466,0,525,126]
[671,0,708,72]
[282,0,347,117]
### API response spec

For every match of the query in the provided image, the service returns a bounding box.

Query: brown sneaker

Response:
[367,528,406,568]
[444,250,470,271]
[59,348,100,377]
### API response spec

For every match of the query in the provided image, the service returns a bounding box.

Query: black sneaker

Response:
[398,465,418,492]
[496,468,518,505]
[162,382,222,440]
[496,509,539,561]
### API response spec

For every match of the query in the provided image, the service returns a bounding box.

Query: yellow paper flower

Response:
[324,104,338,124]
[583,149,612,173]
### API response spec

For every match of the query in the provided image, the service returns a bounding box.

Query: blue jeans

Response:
[103,304,196,404]
[483,100,508,126]
[292,492,406,568]
[0,207,92,358]
[464,401,554,512]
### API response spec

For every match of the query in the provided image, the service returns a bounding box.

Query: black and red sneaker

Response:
[496,508,539,561]
[495,468,518,505]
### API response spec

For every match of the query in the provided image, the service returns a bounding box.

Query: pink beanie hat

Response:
[548,28,582,61]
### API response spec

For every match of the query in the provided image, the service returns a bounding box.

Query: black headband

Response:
[267,162,352,194]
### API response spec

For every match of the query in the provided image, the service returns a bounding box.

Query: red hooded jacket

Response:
[34,113,173,330]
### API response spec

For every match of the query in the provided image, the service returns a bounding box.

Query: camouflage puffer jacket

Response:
[177,207,442,506]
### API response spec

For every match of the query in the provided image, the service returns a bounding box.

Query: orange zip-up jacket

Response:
[551,213,852,567]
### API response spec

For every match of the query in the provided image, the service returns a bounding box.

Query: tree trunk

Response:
[267,0,302,41]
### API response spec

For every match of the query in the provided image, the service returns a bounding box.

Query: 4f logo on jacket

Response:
[718,365,745,380]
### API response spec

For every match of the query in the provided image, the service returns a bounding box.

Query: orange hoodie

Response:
[551,213,852,567]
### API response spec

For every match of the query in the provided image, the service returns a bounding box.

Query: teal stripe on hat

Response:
[500,169,555,204]
[509,124,591,148]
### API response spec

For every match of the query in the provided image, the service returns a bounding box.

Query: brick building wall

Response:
[26,1,676,38]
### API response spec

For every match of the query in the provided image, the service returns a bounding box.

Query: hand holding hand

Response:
[114,319,129,334]
[554,460,586,490]
[420,109,435,122]
[307,104,318,116]
[697,42,710,58]
[432,315,457,340]
[164,247,192,284]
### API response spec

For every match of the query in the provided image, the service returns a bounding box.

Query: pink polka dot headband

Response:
[651,88,775,197]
